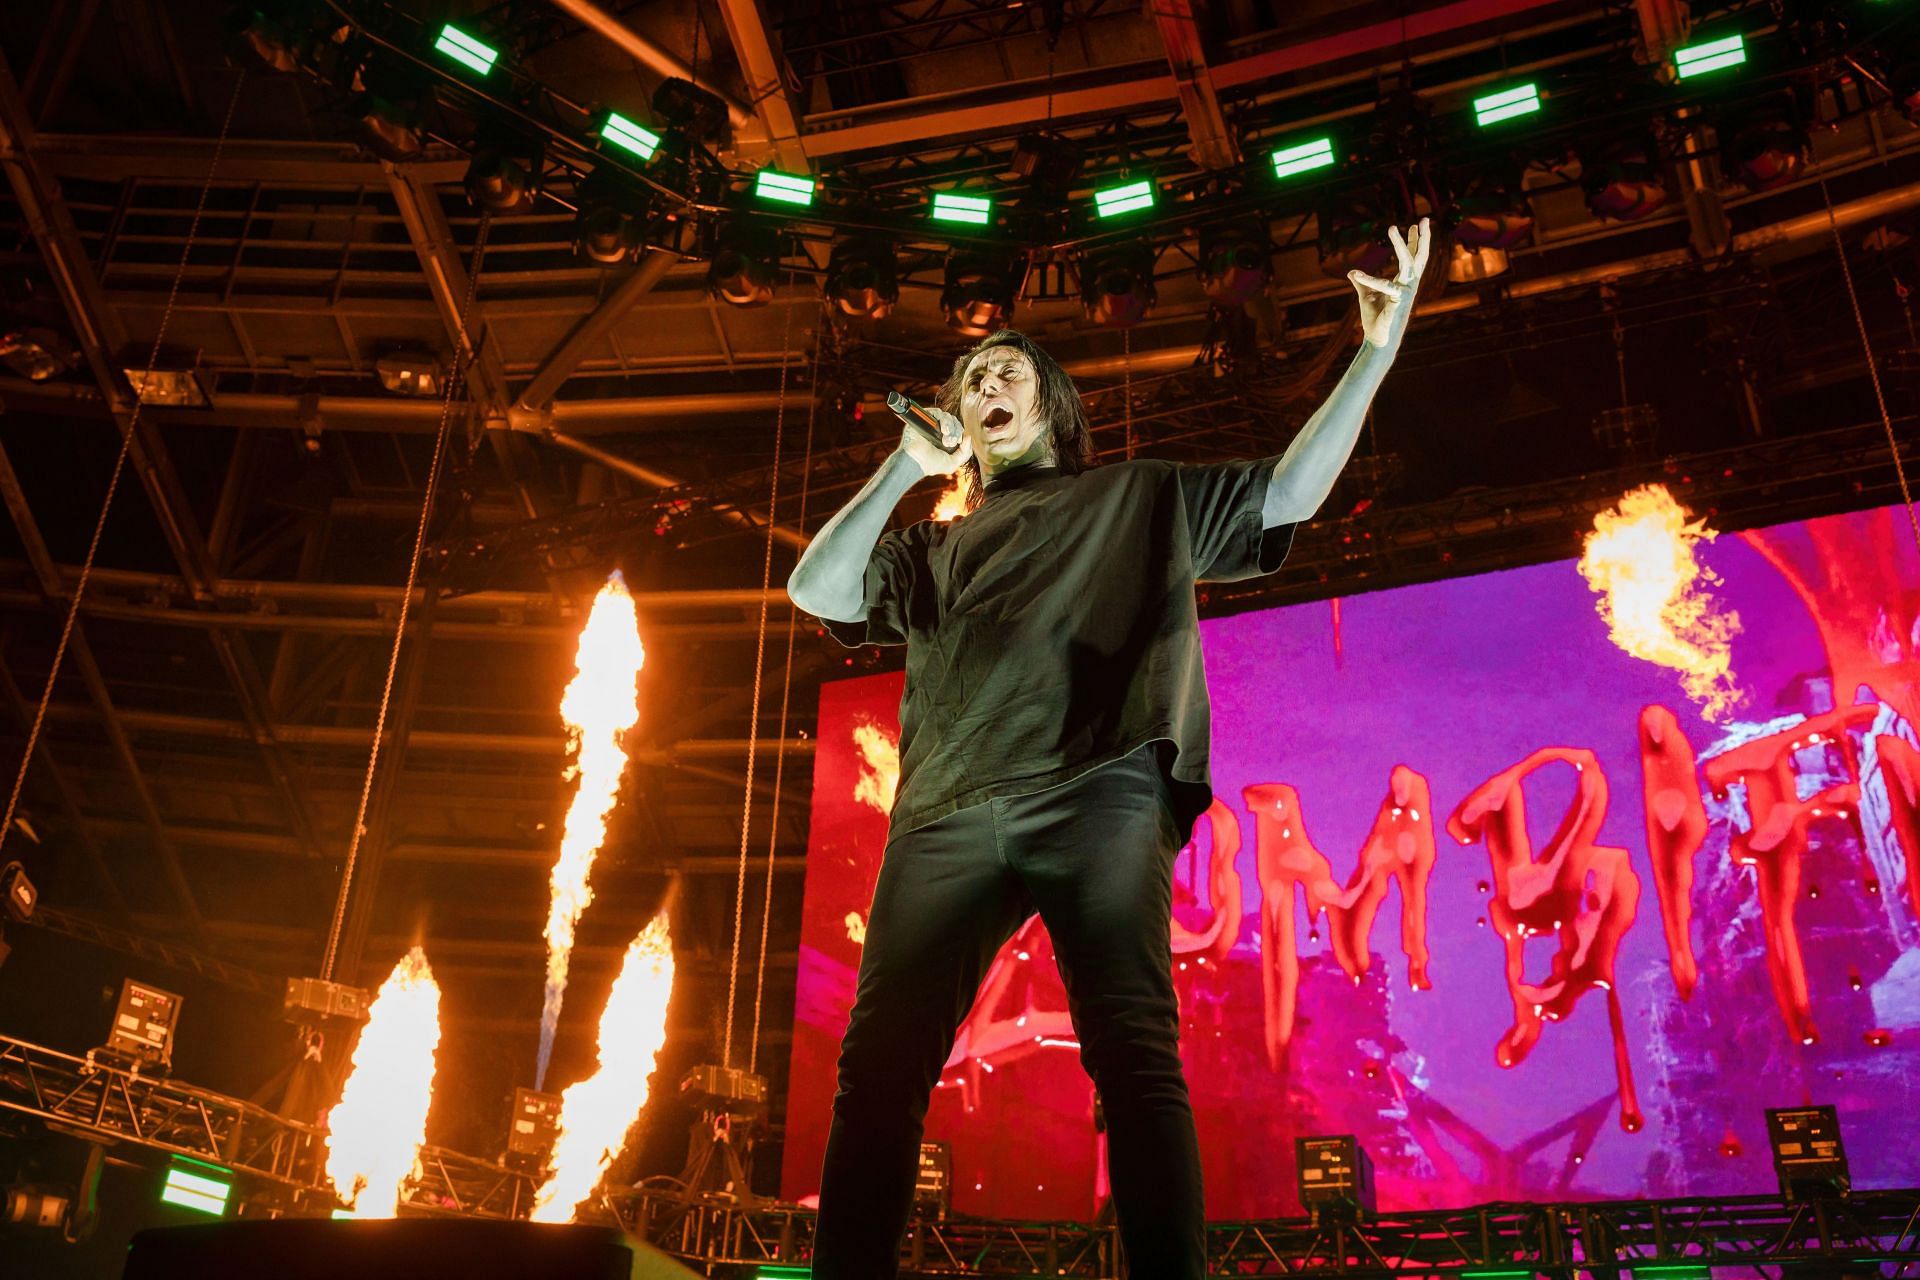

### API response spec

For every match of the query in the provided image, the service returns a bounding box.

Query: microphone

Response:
[886,391,954,449]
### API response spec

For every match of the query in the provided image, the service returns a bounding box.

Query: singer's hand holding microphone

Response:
[889,392,971,478]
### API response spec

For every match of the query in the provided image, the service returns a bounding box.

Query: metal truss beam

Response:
[1150,0,1239,171]
[0,52,327,871]
[712,0,811,172]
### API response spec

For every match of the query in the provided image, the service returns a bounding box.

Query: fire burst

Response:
[531,914,676,1222]
[1578,484,1742,719]
[539,572,646,1089]
[325,947,441,1217]
[852,720,899,815]
[931,475,968,522]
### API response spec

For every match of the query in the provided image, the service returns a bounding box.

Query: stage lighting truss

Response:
[827,239,901,320]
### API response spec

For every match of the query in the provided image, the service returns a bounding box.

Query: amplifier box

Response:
[915,1142,951,1221]
[1766,1105,1849,1200]
[106,979,183,1070]
[1296,1135,1375,1221]
[506,1088,562,1170]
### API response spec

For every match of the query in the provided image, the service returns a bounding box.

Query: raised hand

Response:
[1348,216,1431,350]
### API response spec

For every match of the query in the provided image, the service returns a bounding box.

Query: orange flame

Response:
[324,947,441,1217]
[852,720,899,815]
[931,475,968,522]
[531,914,676,1222]
[1577,484,1742,719]
[539,572,647,1087]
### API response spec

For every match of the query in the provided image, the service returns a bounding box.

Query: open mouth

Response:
[983,405,1014,432]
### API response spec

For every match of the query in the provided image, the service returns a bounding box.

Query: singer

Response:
[785,219,1431,1278]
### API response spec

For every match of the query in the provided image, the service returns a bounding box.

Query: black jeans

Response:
[812,742,1204,1279]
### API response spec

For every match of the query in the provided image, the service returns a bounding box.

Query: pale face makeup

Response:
[958,347,1055,481]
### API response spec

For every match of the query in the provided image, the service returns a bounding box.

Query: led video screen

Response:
[781,501,1920,1220]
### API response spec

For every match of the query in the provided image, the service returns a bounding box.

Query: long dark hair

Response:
[936,329,1097,513]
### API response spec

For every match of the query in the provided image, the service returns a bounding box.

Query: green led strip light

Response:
[931,192,993,225]
[434,24,498,76]
[1675,34,1746,79]
[1271,137,1335,179]
[1093,179,1155,218]
[160,1157,232,1216]
[1474,83,1540,126]
[754,169,816,207]
[601,112,660,162]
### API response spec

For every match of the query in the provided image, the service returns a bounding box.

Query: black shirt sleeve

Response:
[1176,455,1296,582]
[818,523,928,648]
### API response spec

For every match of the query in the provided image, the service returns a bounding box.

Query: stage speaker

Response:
[122,1218,700,1280]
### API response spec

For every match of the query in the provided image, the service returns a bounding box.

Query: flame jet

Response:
[532,914,677,1222]
[1577,484,1742,719]
[324,947,442,1217]
[538,573,646,1089]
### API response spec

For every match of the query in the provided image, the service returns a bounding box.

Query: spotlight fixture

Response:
[0,327,80,382]
[1198,223,1271,307]
[434,23,499,77]
[1012,133,1082,199]
[1720,94,1808,192]
[1675,33,1746,80]
[572,173,646,264]
[1449,165,1533,250]
[374,349,442,397]
[123,364,210,408]
[707,221,781,307]
[1579,135,1668,222]
[826,239,899,320]
[1080,243,1157,329]
[1316,195,1399,281]
[942,253,1019,337]
[462,148,534,215]
[653,77,731,149]
[1,861,37,922]
[225,5,307,74]
[351,60,430,163]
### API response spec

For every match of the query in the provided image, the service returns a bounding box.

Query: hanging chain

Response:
[0,73,248,861]
[750,303,822,1075]
[723,283,794,1070]
[1123,325,1135,459]
[319,210,492,981]
[1819,174,1920,560]
[1612,316,1629,411]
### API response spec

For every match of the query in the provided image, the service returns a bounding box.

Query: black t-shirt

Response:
[823,455,1294,841]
